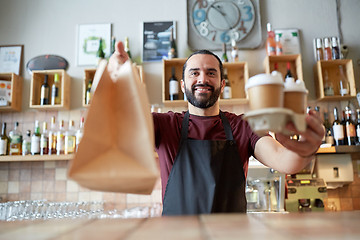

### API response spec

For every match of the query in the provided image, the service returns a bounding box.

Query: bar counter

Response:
[0,211,359,240]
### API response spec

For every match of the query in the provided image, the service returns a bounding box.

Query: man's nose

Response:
[196,73,207,84]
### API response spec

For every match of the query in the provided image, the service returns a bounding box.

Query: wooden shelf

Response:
[263,54,303,81]
[0,154,74,162]
[0,72,23,112]
[316,145,360,154]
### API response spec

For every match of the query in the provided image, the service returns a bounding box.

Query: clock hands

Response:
[210,4,233,29]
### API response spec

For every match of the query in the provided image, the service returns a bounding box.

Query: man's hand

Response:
[275,110,325,158]
[108,41,129,74]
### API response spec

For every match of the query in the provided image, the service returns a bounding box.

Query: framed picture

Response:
[76,23,112,66]
[142,21,176,62]
[0,45,23,75]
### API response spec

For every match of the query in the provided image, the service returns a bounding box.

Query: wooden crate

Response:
[0,73,23,112]
[263,54,303,81]
[313,59,356,101]
[30,69,70,110]
[162,59,249,107]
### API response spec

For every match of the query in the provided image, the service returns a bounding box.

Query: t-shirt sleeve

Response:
[244,116,262,157]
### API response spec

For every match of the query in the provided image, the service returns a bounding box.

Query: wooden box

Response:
[264,54,303,81]
[162,59,249,107]
[82,65,144,107]
[313,59,356,101]
[0,73,23,112]
[30,69,70,110]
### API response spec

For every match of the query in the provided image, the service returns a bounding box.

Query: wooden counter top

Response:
[0,211,359,239]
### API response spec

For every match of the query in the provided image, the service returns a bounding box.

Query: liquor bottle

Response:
[22,130,31,156]
[221,43,228,63]
[332,107,345,146]
[31,120,41,155]
[65,120,76,155]
[323,69,334,96]
[0,123,9,155]
[51,73,61,105]
[96,37,105,65]
[285,62,293,80]
[331,36,340,60]
[345,107,356,145]
[111,36,116,54]
[275,34,283,56]
[222,68,232,99]
[266,23,276,56]
[323,37,332,60]
[356,109,360,145]
[9,122,22,155]
[56,120,65,155]
[169,67,179,101]
[168,28,177,59]
[231,39,239,62]
[323,111,334,145]
[48,116,57,155]
[75,117,85,151]
[85,80,92,105]
[124,37,132,61]
[341,109,348,145]
[339,65,350,96]
[40,121,49,155]
[315,38,323,61]
[40,75,50,105]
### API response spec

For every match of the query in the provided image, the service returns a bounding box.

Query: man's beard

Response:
[184,83,221,109]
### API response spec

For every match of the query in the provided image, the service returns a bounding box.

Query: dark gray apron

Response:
[162,111,247,215]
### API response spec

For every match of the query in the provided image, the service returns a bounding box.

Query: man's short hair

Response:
[182,50,224,82]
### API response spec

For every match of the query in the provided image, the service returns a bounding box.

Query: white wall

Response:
[0,0,359,110]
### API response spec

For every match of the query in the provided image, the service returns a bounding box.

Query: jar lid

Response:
[245,71,284,90]
[284,77,308,93]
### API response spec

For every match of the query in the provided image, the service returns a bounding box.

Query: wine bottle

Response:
[285,62,293,80]
[168,28,177,59]
[315,38,323,61]
[221,43,228,63]
[48,116,57,155]
[9,122,22,155]
[275,34,283,56]
[75,117,85,151]
[111,36,116,54]
[40,121,49,155]
[40,75,50,105]
[323,69,334,96]
[96,37,105,65]
[0,123,9,155]
[345,107,356,146]
[339,65,350,96]
[331,37,340,60]
[222,68,232,99]
[56,120,65,155]
[266,23,276,56]
[31,120,41,155]
[65,120,76,155]
[86,80,92,105]
[22,130,31,156]
[169,67,179,101]
[323,37,332,60]
[332,107,345,146]
[124,37,132,61]
[51,73,61,105]
[356,109,360,145]
[231,39,239,62]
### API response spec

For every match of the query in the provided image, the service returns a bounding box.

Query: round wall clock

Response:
[187,0,262,50]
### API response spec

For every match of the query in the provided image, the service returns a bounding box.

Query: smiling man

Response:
[108,43,324,216]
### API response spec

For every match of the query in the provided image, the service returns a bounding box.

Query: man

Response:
[109,42,324,215]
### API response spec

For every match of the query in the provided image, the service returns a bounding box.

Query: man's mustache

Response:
[191,83,214,92]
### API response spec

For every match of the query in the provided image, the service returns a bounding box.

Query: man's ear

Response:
[181,79,185,93]
[220,79,225,92]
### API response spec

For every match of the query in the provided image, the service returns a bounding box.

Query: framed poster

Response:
[0,45,23,75]
[77,23,112,66]
[142,21,176,62]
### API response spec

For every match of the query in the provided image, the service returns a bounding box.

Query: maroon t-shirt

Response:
[153,111,261,199]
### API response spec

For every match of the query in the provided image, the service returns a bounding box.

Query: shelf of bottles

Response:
[162,59,249,107]
[29,69,71,110]
[263,54,303,82]
[0,73,23,112]
[313,59,356,101]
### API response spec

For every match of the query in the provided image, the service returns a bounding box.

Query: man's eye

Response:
[190,72,198,76]
[208,72,216,76]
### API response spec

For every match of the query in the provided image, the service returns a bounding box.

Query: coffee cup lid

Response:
[245,72,284,90]
[284,77,308,93]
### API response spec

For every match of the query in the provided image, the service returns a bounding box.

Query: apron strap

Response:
[181,111,234,142]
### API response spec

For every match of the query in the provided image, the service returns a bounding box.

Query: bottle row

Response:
[313,37,341,61]
[0,117,84,156]
[322,106,360,146]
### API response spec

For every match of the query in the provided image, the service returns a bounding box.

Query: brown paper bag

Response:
[68,60,158,194]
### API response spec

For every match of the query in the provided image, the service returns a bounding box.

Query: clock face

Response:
[191,0,256,45]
